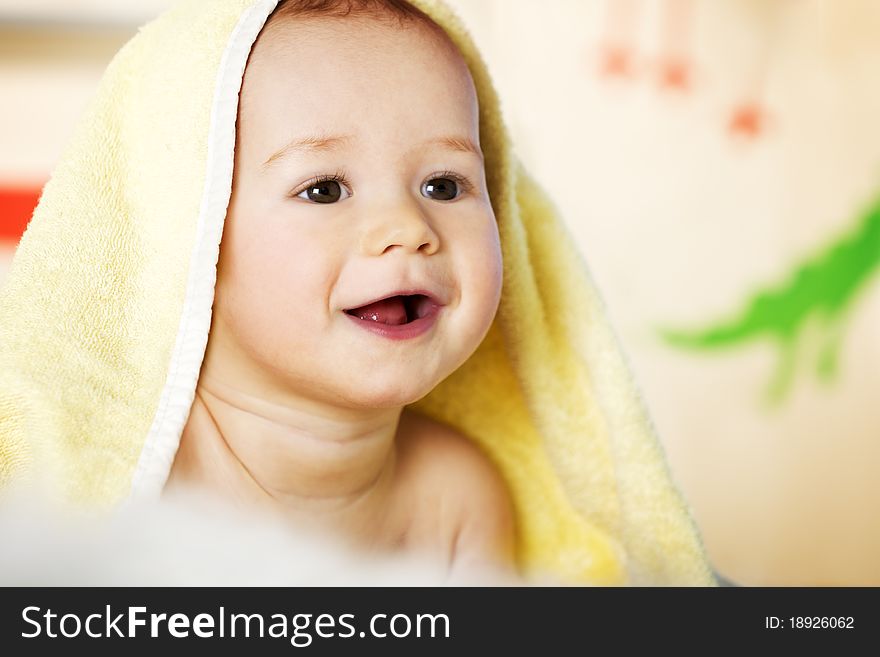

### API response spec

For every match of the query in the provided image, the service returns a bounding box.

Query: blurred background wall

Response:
[1,0,878,585]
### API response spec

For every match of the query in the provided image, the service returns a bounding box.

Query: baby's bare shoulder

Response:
[398,410,515,564]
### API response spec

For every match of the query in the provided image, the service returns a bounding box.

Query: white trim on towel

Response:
[128,0,281,501]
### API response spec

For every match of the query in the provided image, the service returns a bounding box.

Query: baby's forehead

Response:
[252,14,470,77]
[237,14,481,165]
[242,19,477,118]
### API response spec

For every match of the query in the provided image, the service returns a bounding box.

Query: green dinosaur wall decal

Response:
[657,196,880,405]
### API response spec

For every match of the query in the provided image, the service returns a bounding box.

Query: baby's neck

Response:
[164,378,402,532]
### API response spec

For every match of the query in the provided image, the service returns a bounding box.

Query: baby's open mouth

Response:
[344,294,433,326]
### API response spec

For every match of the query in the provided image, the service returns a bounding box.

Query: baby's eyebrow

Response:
[262,134,354,169]
[426,135,484,161]
[261,133,483,170]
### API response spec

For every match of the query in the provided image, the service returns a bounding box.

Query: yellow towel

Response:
[0,0,716,586]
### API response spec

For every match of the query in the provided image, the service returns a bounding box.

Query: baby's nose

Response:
[364,206,440,257]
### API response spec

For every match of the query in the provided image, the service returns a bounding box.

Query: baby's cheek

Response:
[222,237,323,343]
[242,226,313,293]
[444,233,501,361]
[467,226,503,308]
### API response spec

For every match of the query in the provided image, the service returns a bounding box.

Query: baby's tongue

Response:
[349,296,408,325]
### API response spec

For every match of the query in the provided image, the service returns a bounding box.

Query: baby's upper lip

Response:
[344,288,446,311]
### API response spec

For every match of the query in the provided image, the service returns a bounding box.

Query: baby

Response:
[163,0,517,580]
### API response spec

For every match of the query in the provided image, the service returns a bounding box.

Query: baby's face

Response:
[210,16,502,409]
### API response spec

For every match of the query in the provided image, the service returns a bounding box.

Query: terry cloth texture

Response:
[0,0,717,586]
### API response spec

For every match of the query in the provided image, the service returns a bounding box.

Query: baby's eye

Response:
[422,172,471,201]
[295,176,351,204]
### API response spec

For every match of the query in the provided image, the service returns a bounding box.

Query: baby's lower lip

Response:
[343,303,442,341]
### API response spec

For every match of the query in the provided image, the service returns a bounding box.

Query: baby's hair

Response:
[268,0,440,30]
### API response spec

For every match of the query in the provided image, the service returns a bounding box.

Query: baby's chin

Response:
[316,348,459,408]
[328,375,444,411]
[247,353,440,410]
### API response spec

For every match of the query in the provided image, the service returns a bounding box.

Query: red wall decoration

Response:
[0,185,43,244]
